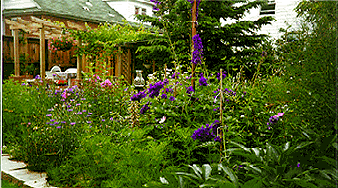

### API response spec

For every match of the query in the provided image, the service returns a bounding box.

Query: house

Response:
[221,0,305,41]
[103,0,156,24]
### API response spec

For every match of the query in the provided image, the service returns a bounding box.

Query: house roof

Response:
[2,0,126,24]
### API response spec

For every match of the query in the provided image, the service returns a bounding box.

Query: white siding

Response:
[221,0,303,40]
[106,0,155,24]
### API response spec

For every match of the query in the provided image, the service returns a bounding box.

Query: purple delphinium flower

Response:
[46,114,52,116]
[148,81,165,98]
[110,117,114,121]
[192,34,203,65]
[171,72,180,79]
[297,163,300,168]
[50,119,55,122]
[67,109,73,112]
[169,96,175,101]
[35,75,41,79]
[199,76,208,86]
[21,83,26,86]
[140,102,151,114]
[56,126,61,129]
[269,116,279,125]
[77,112,82,115]
[186,86,194,94]
[216,71,227,81]
[161,93,167,99]
[87,121,92,124]
[131,90,147,101]
[61,121,66,124]
[102,119,105,122]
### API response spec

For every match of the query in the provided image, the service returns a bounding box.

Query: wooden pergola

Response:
[4,16,87,81]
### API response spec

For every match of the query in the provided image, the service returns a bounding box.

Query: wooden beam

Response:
[13,30,20,76]
[40,26,46,80]
[67,21,87,31]
[31,16,63,30]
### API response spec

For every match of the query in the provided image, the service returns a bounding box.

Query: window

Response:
[135,7,139,15]
[142,8,146,15]
[260,0,275,15]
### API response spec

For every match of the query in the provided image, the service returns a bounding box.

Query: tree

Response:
[135,0,275,78]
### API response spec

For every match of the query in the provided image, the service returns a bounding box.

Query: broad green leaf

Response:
[283,142,290,152]
[175,172,199,180]
[295,141,314,150]
[292,178,318,188]
[332,142,338,150]
[189,164,202,179]
[218,164,238,188]
[229,141,250,152]
[202,164,212,180]
[241,178,263,188]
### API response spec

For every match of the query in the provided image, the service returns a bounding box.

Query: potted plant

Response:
[48,36,75,52]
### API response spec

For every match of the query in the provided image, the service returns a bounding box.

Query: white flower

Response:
[159,116,166,124]
[240,115,245,118]
[287,91,290,93]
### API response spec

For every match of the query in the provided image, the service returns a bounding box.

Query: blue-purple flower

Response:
[192,34,203,65]
[186,86,194,94]
[131,90,147,101]
[169,96,175,101]
[161,93,167,99]
[199,76,208,86]
[171,72,180,79]
[216,71,227,81]
[140,102,151,114]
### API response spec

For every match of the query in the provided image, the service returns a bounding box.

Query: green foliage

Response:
[136,0,275,77]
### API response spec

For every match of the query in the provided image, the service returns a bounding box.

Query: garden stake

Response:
[219,68,226,159]
[191,0,197,91]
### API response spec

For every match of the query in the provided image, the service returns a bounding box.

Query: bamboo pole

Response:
[191,0,197,90]
[40,25,45,80]
[13,30,20,76]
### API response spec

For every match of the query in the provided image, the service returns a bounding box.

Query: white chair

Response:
[65,68,77,78]
[51,66,62,73]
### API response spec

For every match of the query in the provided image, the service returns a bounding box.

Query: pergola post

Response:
[76,38,82,80]
[116,46,122,77]
[13,29,20,76]
[40,25,45,80]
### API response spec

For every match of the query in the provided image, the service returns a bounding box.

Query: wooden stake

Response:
[191,0,197,90]
[13,30,20,76]
[220,69,223,125]
[40,25,45,80]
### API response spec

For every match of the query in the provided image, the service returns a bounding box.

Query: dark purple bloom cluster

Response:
[169,96,175,101]
[224,88,236,96]
[161,93,167,99]
[186,86,194,94]
[148,81,165,98]
[191,120,222,142]
[171,72,180,79]
[216,71,227,81]
[199,75,208,86]
[192,34,203,65]
[140,102,151,114]
[131,91,147,101]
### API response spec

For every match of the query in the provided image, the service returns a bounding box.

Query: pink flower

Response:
[277,113,284,117]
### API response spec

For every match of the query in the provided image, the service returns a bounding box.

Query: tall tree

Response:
[136,0,274,78]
